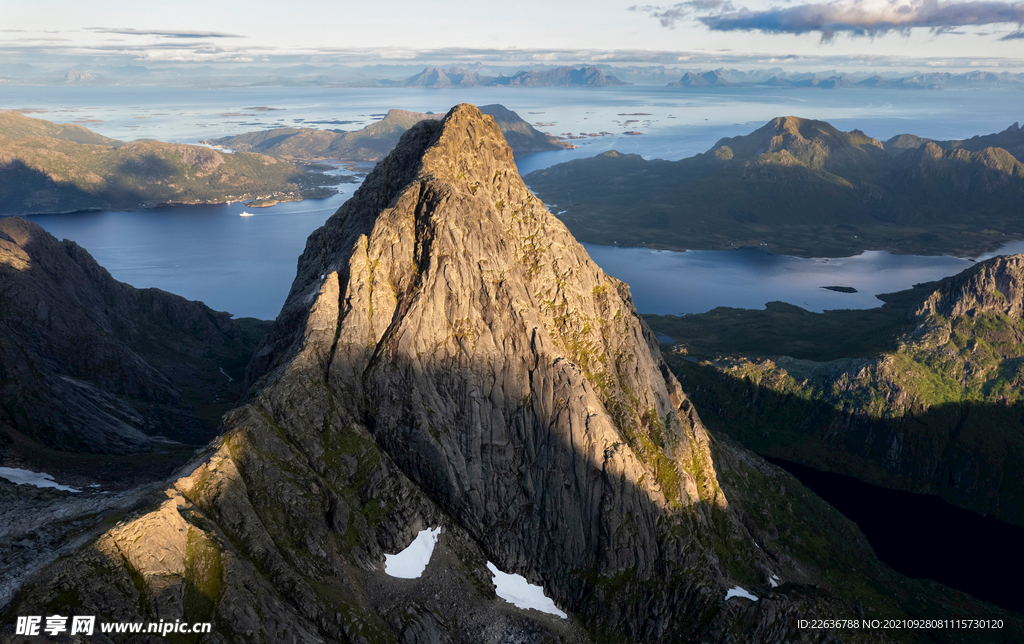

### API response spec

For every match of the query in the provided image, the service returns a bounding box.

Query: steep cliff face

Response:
[6,105,1016,643]
[917,254,1024,318]
[245,102,741,638]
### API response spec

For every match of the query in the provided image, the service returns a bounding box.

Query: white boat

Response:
[239,211,255,217]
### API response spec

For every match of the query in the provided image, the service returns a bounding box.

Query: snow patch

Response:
[384,527,440,579]
[725,586,758,601]
[769,574,780,588]
[487,562,567,618]
[0,467,81,493]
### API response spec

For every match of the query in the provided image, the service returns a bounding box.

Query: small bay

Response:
[584,243,1024,315]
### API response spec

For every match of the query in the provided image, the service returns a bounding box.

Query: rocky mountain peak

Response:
[918,254,1024,319]
[5,103,921,643]
[710,115,886,170]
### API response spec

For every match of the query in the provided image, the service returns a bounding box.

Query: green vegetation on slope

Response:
[646,255,1024,526]
[0,110,123,146]
[0,111,340,216]
[526,116,1024,257]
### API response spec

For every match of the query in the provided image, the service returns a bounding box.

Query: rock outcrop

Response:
[4,105,1016,643]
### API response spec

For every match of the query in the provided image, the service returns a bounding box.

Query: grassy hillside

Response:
[526,116,1024,257]
[0,110,123,146]
[646,255,1024,527]
[0,111,339,216]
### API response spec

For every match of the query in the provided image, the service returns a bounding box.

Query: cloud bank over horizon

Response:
[85,28,244,39]
[637,0,1024,41]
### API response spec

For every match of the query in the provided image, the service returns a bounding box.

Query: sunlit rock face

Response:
[3,105,900,643]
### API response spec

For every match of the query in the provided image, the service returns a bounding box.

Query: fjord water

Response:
[29,199,1024,320]
[30,188,355,320]
[584,243,1024,315]
[9,84,1024,319]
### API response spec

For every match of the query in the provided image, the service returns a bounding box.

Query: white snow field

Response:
[487,562,567,618]
[384,527,441,579]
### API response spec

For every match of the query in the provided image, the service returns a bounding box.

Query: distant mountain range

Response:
[526,117,1024,257]
[667,70,731,87]
[204,104,573,160]
[666,68,1024,90]
[399,65,626,88]
[0,111,338,216]
[4,61,1021,89]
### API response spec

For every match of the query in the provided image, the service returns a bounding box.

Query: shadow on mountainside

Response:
[766,456,1024,615]
[0,159,109,215]
[668,355,1024,523]
[0,217,272,486]
[668,355,1024,608]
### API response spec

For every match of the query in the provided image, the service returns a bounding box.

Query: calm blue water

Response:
[29,189,355,321]
[7,85,1023,319]
[585,243,1024,315]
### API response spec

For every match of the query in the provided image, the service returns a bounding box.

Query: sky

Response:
[2,0,1023,71]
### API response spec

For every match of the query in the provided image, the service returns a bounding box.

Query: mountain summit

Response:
[6,104,1010,642]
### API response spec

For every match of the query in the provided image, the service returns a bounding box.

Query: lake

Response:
[8,84,1024,319]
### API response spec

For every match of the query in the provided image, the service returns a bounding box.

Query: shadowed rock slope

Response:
[0,216,268,469]
[4,106,1019,643]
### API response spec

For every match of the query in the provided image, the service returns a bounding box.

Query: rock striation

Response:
[4,105,1015,643]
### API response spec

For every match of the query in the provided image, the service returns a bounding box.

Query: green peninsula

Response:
[526,117,1024,257]
[0,111,339,216]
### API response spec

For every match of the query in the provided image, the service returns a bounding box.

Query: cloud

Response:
[1003,29,1024,38]
[86,28,243,39]
[694,0,1024,41]
[629,1,735,28]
